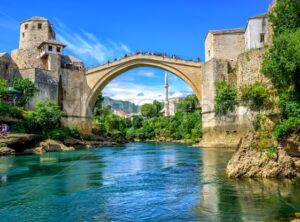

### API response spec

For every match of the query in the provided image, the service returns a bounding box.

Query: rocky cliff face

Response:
[226,132,300,178]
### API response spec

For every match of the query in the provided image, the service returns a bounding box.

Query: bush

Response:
[240,82,269,111]
[0,79,8,98]
[269,0,300,35]
[0,101,24,119]
[215,81,237,116]
[47,127,81,141]
[267,146,278,159]
[10,122,26,133]
[13,78,38,106]
[273,117,300,139]
[262,29,300,95]
[24,100,64,133]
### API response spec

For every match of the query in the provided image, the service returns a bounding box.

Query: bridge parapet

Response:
[86,53,202,74]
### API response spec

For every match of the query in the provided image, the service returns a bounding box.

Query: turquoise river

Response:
[0,142,300,221]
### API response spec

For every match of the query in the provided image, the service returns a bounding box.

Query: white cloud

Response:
[137,70,156,77]
[102,80,165,105]
[102,78,193,105]
[54,18,131,66]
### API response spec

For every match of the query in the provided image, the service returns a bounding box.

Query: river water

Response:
[0,142,300,222]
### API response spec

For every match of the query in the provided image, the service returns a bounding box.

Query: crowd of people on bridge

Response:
[101,51,201,66]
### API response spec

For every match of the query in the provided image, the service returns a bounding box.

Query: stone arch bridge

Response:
[63,54,203,133]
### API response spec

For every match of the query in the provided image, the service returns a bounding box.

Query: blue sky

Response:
[0,0,272,105]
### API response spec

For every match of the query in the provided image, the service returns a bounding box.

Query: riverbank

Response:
[226,131,300,179]
[0,133,126,156]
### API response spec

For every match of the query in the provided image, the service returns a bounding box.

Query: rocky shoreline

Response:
[0,133,123,156]
[226,131,300,179]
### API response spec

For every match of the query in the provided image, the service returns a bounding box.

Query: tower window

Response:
[260,33,265,43]
[38,23,42,29]
[48,45,53,51]
[56,47,61,53]
[208,50,211,57]
[24,24,28,30]
[22,32,25,38]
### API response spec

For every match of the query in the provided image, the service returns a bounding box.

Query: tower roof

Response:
[38,40,66,49]
[208,28,245,35]
[21,16,49,24]
[249,13,268,20]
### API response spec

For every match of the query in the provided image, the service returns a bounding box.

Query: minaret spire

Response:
[164,72,170,116]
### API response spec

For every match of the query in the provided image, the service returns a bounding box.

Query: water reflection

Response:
[199,148,300,222]
[0,143,299,222]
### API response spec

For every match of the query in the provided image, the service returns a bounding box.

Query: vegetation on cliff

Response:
[214,81,237,116]
[227,0,300,178]
[261,0,300,142]
[0,79,80,142]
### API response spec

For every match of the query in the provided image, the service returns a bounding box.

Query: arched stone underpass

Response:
[84,54,203,117]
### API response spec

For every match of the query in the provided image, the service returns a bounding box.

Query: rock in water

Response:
[23,147,45,154]
[0,147,15,156]
[39,139,75,152]
[226,132,298,178]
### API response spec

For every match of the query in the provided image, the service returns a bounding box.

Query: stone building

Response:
[205,29,245,64]
[245,13,269,50]
[200,10,272,148]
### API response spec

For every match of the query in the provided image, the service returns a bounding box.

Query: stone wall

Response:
[0,53,21,85]
[19,68,59,109]
[205,31,245,65]
[236,48,268,88]
[200,58,253,148]
[61,69,89,118]
[11,48,44,70]
[60,68,92,133]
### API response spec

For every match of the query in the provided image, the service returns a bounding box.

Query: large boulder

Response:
[0,147,16,156]
[0,134,37,146]
[226,132,298,178]
[23,147,45,154]
[39,139,75,152]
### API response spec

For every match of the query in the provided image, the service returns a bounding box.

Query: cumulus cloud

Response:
[54,18,131,66]
[102,78,193,105]
[102,81,165,105]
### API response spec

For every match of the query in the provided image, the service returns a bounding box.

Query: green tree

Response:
[240,82,269,111]
[153,100,163,115]
[214,81,237,116]
[269,0,300,35]
[261,0,300,140]
[176,94,199,112]
[0,79,8,99]
[141,103,157,118]
[13,78,38,106]
[94,93,104,115]
[262,30,300,96]
[25,100,64,133]
[132,115,143,128]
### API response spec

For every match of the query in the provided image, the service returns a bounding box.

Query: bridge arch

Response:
[84,54,202,116]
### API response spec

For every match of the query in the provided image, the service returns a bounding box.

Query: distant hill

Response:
[102,97,140,114]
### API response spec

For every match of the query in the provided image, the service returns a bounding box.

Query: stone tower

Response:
[12,16,65,71]
[164,72,170,116]
[19,16,55,50]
